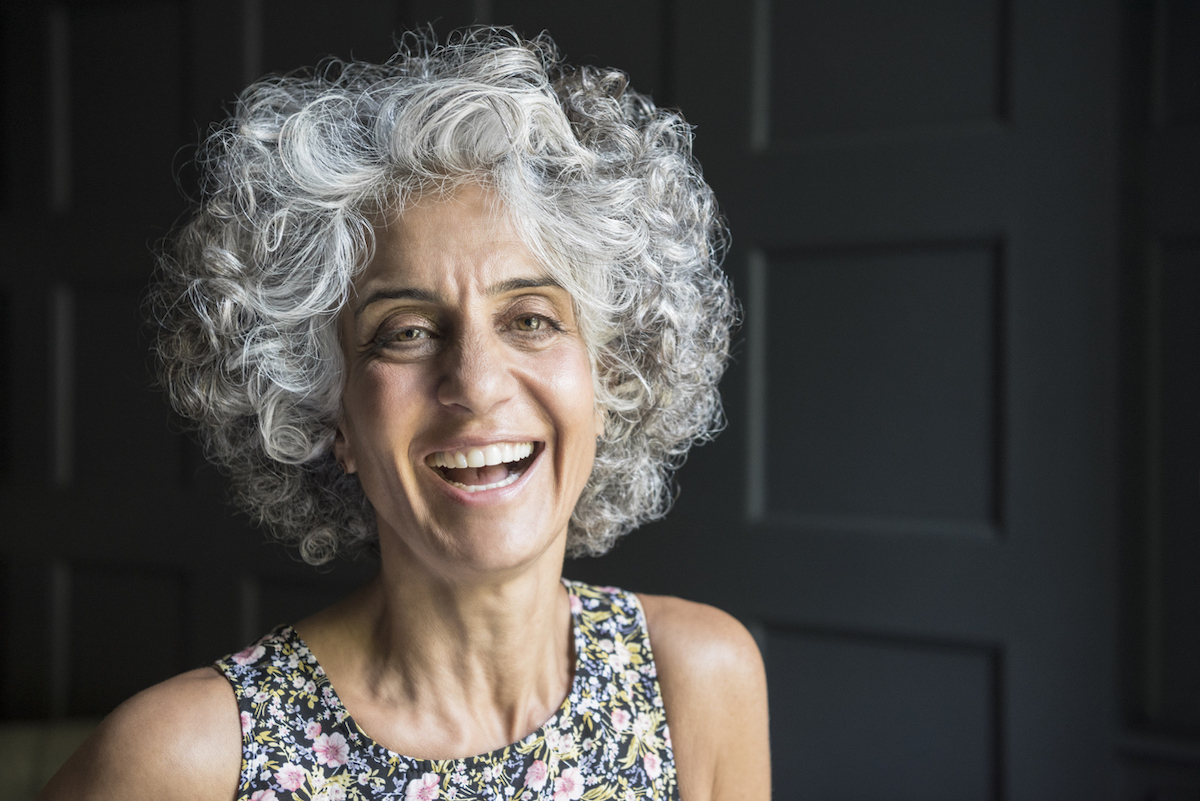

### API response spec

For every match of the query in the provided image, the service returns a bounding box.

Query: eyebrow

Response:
[353,277,564,319]
[353,287,441,319]
[486,276,564,295]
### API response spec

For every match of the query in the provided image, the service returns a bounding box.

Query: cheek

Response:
[342,363,426,452]
[537,347,599,454]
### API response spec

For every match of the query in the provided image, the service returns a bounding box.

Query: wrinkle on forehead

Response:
[349,182,557,312]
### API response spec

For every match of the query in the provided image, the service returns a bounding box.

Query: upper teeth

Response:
[427,442,535,469]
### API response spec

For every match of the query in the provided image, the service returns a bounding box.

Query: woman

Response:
[42,29,769,801]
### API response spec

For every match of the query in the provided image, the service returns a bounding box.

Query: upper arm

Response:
[640,594,770,801]
[38,667,243,801]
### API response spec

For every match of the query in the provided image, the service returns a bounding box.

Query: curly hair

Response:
[152,28,735,564]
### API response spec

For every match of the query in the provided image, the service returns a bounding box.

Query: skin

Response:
[39,183,769,801]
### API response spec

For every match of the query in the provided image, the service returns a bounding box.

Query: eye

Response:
[514,315,544,332]
[371,325,433,352]
[393,327,429,341]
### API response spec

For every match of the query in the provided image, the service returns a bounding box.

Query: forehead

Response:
[361,183,543,291]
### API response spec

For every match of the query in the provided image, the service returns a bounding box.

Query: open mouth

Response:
[425,442,539,493]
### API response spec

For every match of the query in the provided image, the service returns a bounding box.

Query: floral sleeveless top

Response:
[215,580,679,801]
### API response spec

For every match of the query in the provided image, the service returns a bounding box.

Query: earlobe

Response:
[333,426,356,475]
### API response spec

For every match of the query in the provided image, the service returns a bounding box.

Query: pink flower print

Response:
[569,594,582,614]
[614,640,632,666]
[275,763,306,792]
[611,708,631,732]
[644,752,662,780]
[663,724,672,748]
[599,639,614,653]
[250,791,277,801]
[405,773,440,801]
[313,732,350,767]
[327,787,346,801]
[633,713,653,739]
[304,680,317,694]
[232,644,265,666]
[240,710,253,735]
[525,759,548,791]
[553,767,584,801]
[305,720,323,740]
[253,691,270,704]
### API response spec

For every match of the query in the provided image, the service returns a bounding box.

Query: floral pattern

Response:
[216,581,679,801]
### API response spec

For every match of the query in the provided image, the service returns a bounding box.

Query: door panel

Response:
[756,242,1001,530]
[767,625,1000,801]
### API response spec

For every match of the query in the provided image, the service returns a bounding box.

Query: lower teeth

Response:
[445,470,521,493]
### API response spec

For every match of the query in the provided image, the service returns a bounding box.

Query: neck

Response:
[371,550,571,687]
[302,530,575,757]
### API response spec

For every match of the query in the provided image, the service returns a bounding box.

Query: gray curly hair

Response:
[152,28,735,565]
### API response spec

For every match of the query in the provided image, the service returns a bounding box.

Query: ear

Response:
[333,424,357,474]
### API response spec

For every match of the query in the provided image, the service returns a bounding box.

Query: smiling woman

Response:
[39,28,767,801]
[336,184,604,578]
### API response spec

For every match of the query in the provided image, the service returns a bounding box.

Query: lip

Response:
[421,440,545,503]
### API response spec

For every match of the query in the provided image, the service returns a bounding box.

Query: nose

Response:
[436,329,518,415]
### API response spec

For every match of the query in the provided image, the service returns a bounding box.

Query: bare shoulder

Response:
[637,594,770,801]
[638,594,764,678]
[39,667,241,801]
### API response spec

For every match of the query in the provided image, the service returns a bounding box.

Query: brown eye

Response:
[371,325,432,351]
[394,327,428,340]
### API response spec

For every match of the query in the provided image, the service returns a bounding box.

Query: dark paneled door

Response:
[668,2,1118,799]
[564,2,1119,800]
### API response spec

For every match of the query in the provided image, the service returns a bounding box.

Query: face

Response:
[334,183,603,581]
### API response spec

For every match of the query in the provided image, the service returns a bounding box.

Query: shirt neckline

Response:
[280,578,590,769]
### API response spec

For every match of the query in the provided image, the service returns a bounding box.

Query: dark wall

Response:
[1119,2,1200,797]
[0,1,1196,798]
